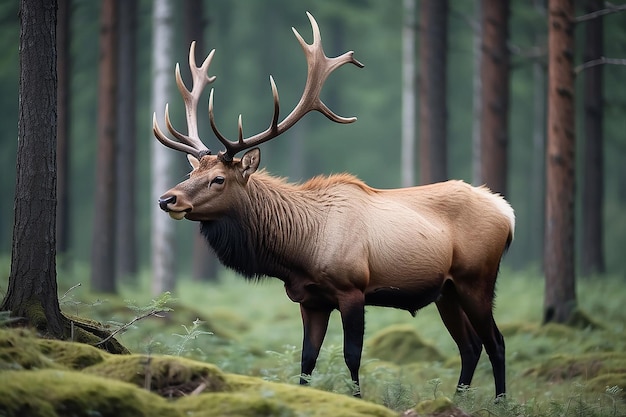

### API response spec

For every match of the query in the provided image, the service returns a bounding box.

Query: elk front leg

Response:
[338,290,366,397]
[299,305,331,385]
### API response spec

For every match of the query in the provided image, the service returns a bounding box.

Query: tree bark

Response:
[544,0,576,323]
[581,0,605,276]
[56,0,70,265]
[471,0,482,186]
[1,0,66,338]
[115,0,138,282]
[151,0,177,295]
[419,0,448,185]
[91,0,118,293]
[480,0,510,196]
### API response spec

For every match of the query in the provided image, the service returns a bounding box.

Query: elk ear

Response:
[187,154,200,170]
[240,148,260,179]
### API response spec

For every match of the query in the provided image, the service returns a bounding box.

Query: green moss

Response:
[413,397,468,416]
[586,373,626,399]
[83,354,229,396]
[198,374,397,417]
[0,328,59,371]
[0,369,180,417]
[566,307,606,331]
[525,352,626,382]
[366,324,445,365]
[37,338,108,369]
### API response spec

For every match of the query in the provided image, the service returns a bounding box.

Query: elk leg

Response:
[338,290,366,397]
[299,305,331,385]
[435,285,483,391]
[457,284,506,398]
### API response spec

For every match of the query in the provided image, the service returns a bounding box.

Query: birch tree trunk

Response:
[151,0,177,295]
[401,0,416,187]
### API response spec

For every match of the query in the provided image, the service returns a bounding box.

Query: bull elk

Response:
[153,12,514,399]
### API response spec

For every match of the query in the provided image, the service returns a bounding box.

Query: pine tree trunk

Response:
[480,0,510,196]
[115,0,138,282]
[419,0,448,185]
[91,0,118,293]
[544,0,576,323]
[1,0,66,338]
[151,0,177,295]
[581,0,605,276]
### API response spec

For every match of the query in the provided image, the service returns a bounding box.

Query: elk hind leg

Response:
[457,280,506,398]
[436,281,483,391]
[299,305,331,385]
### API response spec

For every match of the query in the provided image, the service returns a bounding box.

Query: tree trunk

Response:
[56,0,70,266]
[480,0,510,196]
[115,0,138,282]
[401,0,416,187]
[183,0,219,282]
[544,0,576,324]
[581,0,605,276]
[471,0,482,186]
[151,0,177,295]
[1,0,66,338]
[419,0,448,185]
[91,0,118,293]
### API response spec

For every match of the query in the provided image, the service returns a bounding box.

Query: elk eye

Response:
[209,176,225,188]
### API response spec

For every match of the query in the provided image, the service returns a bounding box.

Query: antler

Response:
[210,11,364,162]
[153,41,216,159]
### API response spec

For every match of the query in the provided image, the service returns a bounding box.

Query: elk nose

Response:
[158,195,176,211]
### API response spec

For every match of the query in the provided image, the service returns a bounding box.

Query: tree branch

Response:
[575,2,626,23]
[575,57,626,73]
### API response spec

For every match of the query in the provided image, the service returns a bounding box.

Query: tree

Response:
[151,0,177,295]
[56,0,71,264]
[471,0,482,186]
[580,0,605,276]
[183,0,219,282]
[115,0,138,282]
[544,0,576,323]
[480,0,510,196]
[418,0,448,185]
[1,0,65,337]
[401,0,416,187]
[91,0,118,293]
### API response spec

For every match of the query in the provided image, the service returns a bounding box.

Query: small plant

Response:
[94,292,175,347]
[171,318,213,357]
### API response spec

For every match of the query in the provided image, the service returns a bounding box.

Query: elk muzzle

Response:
[158,195,187,220]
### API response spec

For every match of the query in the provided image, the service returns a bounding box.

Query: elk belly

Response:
[168,211,186,220]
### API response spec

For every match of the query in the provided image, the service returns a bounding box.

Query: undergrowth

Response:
[1,257,625,416]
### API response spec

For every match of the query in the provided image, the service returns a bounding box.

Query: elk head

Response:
[153,12,363,221]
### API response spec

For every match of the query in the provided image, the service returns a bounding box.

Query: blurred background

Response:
[0,0,625,292]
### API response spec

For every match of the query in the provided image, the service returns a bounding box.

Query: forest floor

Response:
[1,264,625,416]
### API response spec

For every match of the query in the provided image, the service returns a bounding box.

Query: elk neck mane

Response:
[200,170,376,281]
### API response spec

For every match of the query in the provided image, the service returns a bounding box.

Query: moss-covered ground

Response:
[1,263,625,416]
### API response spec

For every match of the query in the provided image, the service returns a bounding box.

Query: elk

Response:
[153,13,514,399]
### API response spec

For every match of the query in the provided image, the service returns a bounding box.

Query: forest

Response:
[0,0,624,277]
[1,0,626,416]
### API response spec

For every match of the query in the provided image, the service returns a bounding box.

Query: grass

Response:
[1,257,625,416]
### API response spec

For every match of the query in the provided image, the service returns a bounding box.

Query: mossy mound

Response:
[407,397,471,417]
[366,324,445,365]
[0,369,178,417]
[84,354,229,397]
[524,351,626,383]
[0,327,398,417]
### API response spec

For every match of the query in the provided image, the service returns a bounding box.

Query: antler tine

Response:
[212,12,363,162]
[153,41,216,159]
